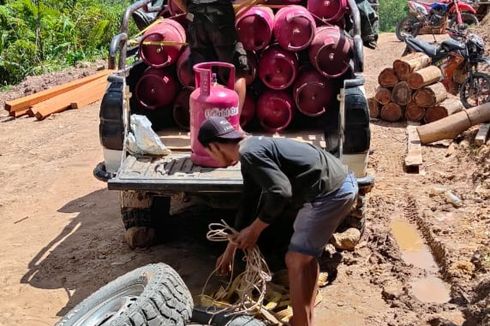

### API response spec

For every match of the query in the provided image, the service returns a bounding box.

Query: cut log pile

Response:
[4,69,111,120]
[369,53,464,124]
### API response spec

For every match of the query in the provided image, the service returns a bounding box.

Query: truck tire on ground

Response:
[56,263,193,326]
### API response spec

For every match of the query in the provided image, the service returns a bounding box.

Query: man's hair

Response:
[200,136,243,148]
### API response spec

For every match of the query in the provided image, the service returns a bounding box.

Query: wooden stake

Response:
[424,98,463,123]
[414,82,447,107]
[405,123,423,173]
[417,103,490,144]
[4,70,112,112]
[381,102,403,122]
[407,66,442,89]
[475,123,490,145]
[405,101,425,122]
[378,68,399,87]
[368,97,379,118]
[375,86,392,105]
[391,81,412,106]
[393,52,431,81]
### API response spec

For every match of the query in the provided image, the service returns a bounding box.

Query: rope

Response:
[201,220,272,315]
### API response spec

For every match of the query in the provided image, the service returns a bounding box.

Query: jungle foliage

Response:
[379,0,408,32]
[0,0,133,85]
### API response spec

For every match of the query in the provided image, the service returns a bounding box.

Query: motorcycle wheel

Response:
[449,13,479,29]
[396,16,420,41]
[460,72,490,108]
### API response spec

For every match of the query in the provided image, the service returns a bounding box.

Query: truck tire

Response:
[57,263,193,326]
[120,191,170,248]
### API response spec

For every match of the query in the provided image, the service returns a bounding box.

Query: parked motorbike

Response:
[396,0,479,41]
[402,29,490,108]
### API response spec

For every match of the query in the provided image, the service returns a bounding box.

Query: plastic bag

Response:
[126,115,171,156]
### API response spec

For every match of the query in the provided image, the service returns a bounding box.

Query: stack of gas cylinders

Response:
[134,0,353,133]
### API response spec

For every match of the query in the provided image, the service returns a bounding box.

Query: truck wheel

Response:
[56,263,193,326]
[120,191,170,249]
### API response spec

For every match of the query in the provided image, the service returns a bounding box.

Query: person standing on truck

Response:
[197,116,359,326]
[172,0,250,112]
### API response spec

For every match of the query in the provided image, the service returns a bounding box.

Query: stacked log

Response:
[371,52,463,124]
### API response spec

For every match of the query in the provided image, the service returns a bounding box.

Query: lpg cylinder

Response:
[190,62,240,167]
[240,94,256,128]
[307,0,349,23]
[173,87,193,130]
[308,25,352,78]
[235,6,275,51]
[293,68,336,117]
[139,19,186,68]
[274,5,316,52]
[258,45,298,90]
[256,90,295,133]
[176,47,194,87]
[135,68,178,110]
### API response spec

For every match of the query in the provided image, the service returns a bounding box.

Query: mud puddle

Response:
[391,218,451,304]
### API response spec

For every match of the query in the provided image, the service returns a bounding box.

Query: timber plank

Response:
[405,123,423,174]
[475,123,490,146]
[5,69,111,112]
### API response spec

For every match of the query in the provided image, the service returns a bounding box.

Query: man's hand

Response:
[234,218,269,250]
[216,242,237,276]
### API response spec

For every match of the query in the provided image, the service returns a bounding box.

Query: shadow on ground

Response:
[20,188,343,318]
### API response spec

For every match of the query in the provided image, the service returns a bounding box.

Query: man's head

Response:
[198,116,244,166]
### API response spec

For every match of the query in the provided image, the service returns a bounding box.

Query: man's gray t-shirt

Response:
[235,136,348,229]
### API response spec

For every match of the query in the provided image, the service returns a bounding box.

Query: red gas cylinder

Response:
[263,0,303,4]
[258,45,298,90]
[135,68,178,110]
[274,5,316,52]
[190,62,240,167]
[235,6,275,51]
[173,87,193,130]
[244,52,257,86]
[240,94,256,128]
[139,19,186,68]
[293,68,336,117]
[176,47,194,87]
[307,0,349,23]
[308,25,352,78]
[257,90,295,133]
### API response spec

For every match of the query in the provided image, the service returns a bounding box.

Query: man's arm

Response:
[172,0,187,12]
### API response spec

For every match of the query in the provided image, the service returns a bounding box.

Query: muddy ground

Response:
[0,33,488,326]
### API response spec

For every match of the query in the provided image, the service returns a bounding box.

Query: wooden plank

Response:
[33,78,107,120]
[9,108,30,118]
[71,79,108,109]
[475,123,490,146]
[405,123,423,174]
[5,69,111,112]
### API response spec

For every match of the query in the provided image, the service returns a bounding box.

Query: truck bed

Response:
[108,128,325,192]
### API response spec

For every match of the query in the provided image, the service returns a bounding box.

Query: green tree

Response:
[379,0,408,32]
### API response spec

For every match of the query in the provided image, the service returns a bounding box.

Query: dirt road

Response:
[0,34,488,326]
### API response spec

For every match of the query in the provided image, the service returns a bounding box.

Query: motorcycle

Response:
[402,29,490,108]
[396,0,479,41]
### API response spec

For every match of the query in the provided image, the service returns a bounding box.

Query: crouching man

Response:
[198,116,358,326]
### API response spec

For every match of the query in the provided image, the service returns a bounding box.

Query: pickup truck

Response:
[94,0,374,247]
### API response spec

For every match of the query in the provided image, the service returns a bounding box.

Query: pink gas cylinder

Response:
[257,90,295,133]
[258,45,298,90]
[176,47,194,87]
[240,94,256,128]
[173,87,193,130]
[274,6,316,52]
[308,25,352,78]
[293,68,336,117]
[235,6,275,51]
[135,68,178,110]
[190,62,240,167]
[139,19,186,68]
[307,0,349,23]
